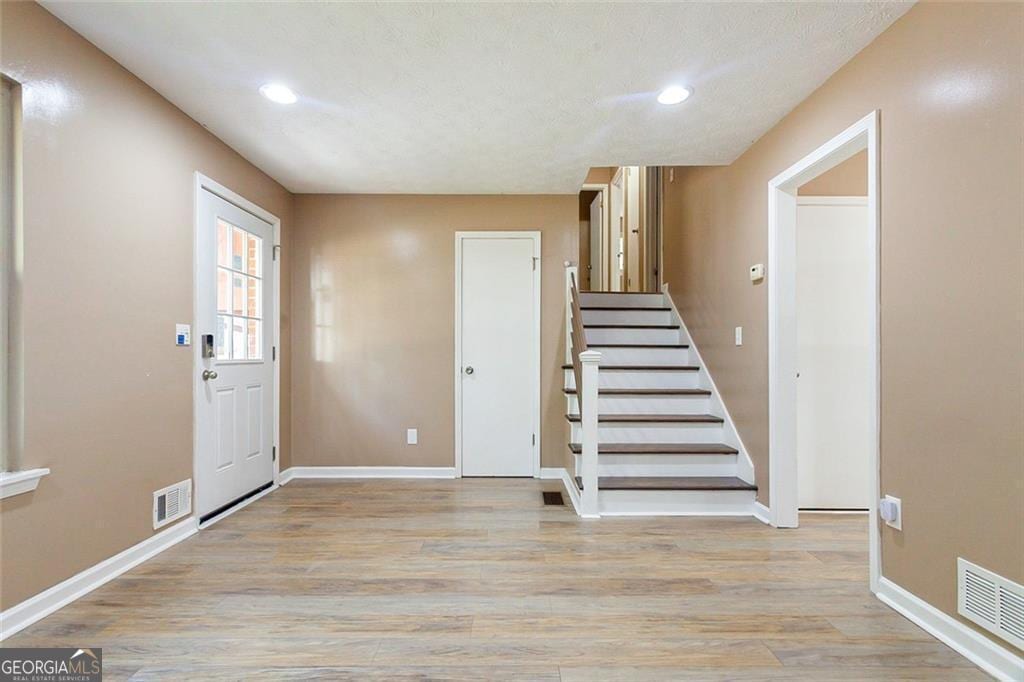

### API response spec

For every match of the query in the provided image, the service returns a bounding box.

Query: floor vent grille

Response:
[542,491,565,506]
[153,479,192,529]
[958,557,1024,650]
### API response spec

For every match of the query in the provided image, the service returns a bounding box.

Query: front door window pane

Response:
[216,315,230,359]
[215,218,264,361]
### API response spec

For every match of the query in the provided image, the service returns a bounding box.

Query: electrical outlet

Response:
[406,428,418,445]
[749,263,765,282]
[880,495,902,530]
[735,326,743,346]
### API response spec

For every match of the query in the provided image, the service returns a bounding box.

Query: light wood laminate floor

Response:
[3,479,984,680]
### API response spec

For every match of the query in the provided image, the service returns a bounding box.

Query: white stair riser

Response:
[582,309,673,325]
[571,422,725,443]
[579,293,665,308]
[569,395,712,414]
[586,328,681,345]
[565,369,701,389]
[575,453,739,477]
[588,347,691,365]
[597,489,755,516]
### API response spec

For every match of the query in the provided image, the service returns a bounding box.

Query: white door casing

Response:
[610,169,625,292]
[455,232,540,477]
[767,110,879,590]
[796,197,872,509]
[625,166,641,292]
[589,193,603,291]
[195,180,277,518]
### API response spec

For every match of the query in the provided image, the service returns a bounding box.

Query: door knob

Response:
[464,366,474,375]
[202,369,218,381]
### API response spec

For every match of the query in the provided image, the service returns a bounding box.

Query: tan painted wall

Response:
[290,195,576,473]
[661,2,1022,647]
[798,149,868,196]
[0,2,294,609]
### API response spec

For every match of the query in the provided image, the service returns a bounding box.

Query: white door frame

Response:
[581,183,609,291]
[192,173,282,514]
[454,230,541,478]
[609,168,625,292]
[767,111,880,591]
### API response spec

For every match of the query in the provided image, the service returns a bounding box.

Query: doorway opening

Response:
[580,166,661,293]
[767,111,880,589]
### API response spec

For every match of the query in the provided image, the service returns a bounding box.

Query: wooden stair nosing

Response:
[584,323,680,329]
[580,290,664,296]
[568,442,739,455]
[587,343,689,348]
[561,364,699,371]
[563,388,711,396]
[566,413,724,424]
[580,305,672,311]
[574,475,756,492]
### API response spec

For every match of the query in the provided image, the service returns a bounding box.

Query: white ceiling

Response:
[43,2,911,194]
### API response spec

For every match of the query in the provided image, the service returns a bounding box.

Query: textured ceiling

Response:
[42,2,911,194]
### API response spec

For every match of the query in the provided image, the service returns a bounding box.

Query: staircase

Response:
[563,276,756,517]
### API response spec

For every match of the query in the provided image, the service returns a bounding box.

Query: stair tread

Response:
[566,413,724,423]
[588,343,689,348]
[563,388,711,396]
[561,364,699,371]
[575,475,756,491]
[580,306,672,311]
[568,442,739,455]
[584,323,680,329]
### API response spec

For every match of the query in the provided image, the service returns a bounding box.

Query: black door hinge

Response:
[272,346,276,361]
[272,446,277,461]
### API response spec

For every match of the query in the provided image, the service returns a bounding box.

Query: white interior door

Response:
[589,194,602,291]
[458,234,538,477]
[796,198,871,509]
[196,188,275,518]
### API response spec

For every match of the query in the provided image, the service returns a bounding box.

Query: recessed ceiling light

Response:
[657,85,691,106]
[259,83,297,104]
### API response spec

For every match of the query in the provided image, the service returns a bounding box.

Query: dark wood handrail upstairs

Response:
[569,272,586,414]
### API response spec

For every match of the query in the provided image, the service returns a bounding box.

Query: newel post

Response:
[579,349,601,518]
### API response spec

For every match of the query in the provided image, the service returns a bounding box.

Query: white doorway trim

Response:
[609,168,625,292]
[581,182,609,291]
[766,111,880,590]
[192,173,282,512]
[454,230,542,478]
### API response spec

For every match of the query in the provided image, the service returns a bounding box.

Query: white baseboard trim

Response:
[0,517,198,641]
[281,466,458,480]
[539,467,564,480]
[876,577,1024,681]
[752,501,771,525]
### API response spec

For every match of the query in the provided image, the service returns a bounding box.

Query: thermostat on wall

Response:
[749,264,765,282]
[176,323,191,346]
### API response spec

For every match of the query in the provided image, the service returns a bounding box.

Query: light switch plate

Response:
[735,326,743,346]
[406,428,418,445]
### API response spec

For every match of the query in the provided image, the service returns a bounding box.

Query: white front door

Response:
[458,233,538,477]
[195,188,275,518]
[796,198,871,509]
